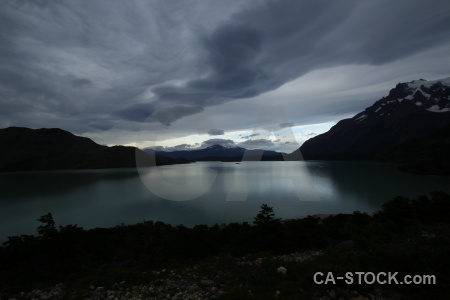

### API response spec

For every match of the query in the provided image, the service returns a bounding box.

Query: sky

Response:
[1,0,450,153]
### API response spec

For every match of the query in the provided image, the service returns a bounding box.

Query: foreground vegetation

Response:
[1,192,450,299]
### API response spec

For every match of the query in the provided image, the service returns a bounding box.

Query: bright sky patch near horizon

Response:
[1,0,450,152]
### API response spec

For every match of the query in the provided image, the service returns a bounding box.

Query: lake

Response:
[1,161,450,242]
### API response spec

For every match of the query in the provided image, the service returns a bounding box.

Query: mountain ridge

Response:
[295,77,450,161]
[0,127,187,172]
[145,144,289,162]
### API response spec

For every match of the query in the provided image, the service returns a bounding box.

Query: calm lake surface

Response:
[1,161,450,242]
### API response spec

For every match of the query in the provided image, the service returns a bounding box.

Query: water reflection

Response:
[0,169,139,201]
[138,163,217,201]
[1,161,450,242]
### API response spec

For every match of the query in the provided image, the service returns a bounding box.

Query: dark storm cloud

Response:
[208,129,225,136]
[88,121,114,131]
[72,78,91,88]
[116,104,156,123]
[0,0,240,133]
[151,105,204,126]
[140,0,450,124]
[117,103,203,126]
[1,0,450,145]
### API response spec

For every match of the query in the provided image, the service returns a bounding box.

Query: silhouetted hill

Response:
[0,127,187,172]
[145,144,288,162]
[294,77,450,162]
[376,124,450,176]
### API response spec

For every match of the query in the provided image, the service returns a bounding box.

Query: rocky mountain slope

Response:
[0,127,186,172]
[377,123,450,176]
[295,77,450,162]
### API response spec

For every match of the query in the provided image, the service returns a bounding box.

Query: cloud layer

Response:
[1,0,450,147]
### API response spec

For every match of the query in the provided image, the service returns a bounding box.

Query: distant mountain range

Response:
[145,144,288,162]
[294,77,450,175]
[0,127,187,172]
[2,78,449,175]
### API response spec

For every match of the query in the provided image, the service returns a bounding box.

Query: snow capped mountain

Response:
[296,77,450,161]
[406,78,450,112]
[352,77,450,124]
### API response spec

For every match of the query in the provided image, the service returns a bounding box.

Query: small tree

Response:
[252,204,282,251]
[37,212,57,238]
[253,204,281,226]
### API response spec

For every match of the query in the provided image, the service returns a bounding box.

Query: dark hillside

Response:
[0,127,187,171]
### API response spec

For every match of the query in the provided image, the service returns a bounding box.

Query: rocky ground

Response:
[2,251,396,300]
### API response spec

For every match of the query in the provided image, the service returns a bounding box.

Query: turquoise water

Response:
[1,161,450,242]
